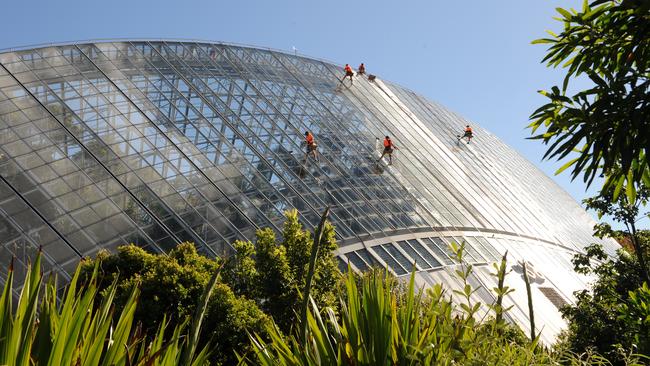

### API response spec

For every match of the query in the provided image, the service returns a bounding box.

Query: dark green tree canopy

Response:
[80,209,342,364]
[529,0,650,202]
[222,209,340,331]
[559,232,650,363]
[531,4,650,360]
[81,243,269,365]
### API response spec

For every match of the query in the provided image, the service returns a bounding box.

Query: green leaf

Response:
[626,168,637,204]
[555,157,579,175]
[0,259,14,365]
[642,168,650,188]
[101,285,140,366]
[545,30,558,38]
[613,175,625,201]
[531,38,555,44]
[47,264,84,365]
[14,251,42,366]
[181,266,221,366]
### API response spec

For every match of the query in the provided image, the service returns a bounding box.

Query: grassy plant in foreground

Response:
[0,250,217,366]
[244,266,558,365]
[243,241,650,365]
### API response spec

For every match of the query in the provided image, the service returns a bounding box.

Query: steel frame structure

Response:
[0,40,617,342]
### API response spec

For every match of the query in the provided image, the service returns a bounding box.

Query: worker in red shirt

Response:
[461,125,473,144]
[340,64,355,84]
[357,63,366,76]
[378,136,398,165]
[304,131,318,160]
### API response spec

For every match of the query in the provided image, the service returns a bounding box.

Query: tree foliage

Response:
[0,251,213,366]
[530,4,650,361]
[81,243,269,365]
[559,233,650,364]
[529,0,650,202]
[243,245,648,365]
[82,209,342,364]
[585,186,650,281]
[556,184,650,364]
[222,209,340,332]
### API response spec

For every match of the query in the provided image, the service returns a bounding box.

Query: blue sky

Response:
[1,0,644,229]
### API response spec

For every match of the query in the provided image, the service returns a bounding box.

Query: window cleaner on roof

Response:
[340,64,354,85]
[378,136,398,165]
[304,131,318,161]
[357,63,366,76]
[458,125,473,144]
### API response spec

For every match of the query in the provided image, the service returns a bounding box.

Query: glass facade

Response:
[0,40,618,342]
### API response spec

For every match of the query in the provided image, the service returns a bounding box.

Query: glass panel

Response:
[408,239,442,268]
[344,251,368,271]
[421,237,454,265]
[397,240,431,270]
[352,248,379,268]
[336,256,347,273]
[383,243,413,271]
[371,245,407,276]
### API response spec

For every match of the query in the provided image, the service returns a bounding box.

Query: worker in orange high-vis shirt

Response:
[378,135,398,165]
[304,131,318,160]
[341,64,355,84]
[357,63,366,76]
[461,125,473,144]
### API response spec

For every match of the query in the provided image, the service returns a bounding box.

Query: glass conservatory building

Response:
[0,40,618,342]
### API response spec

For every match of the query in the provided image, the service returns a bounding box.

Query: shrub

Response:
[81,210,342,364]
[81,243,269,365]
[221,209,341,332]
[0,251,213,366]
[558,233,650,364]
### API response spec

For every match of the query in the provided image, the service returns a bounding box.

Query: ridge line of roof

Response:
[0,38,344,66]
[0,38,435,112]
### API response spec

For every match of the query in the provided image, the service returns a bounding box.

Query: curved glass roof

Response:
[0,40,616,280]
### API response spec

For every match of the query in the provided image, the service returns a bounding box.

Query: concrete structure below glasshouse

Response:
[0,40,617,343]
